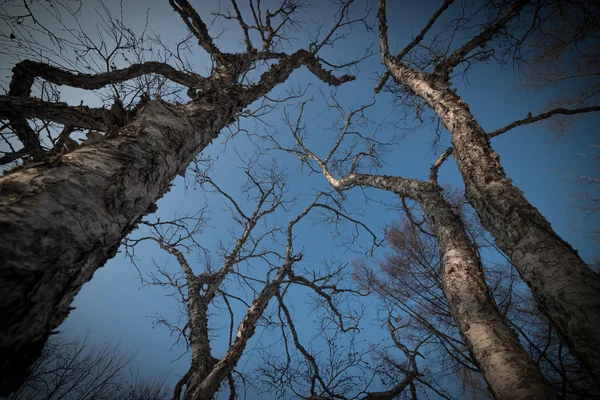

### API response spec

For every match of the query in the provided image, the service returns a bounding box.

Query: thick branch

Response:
[375,0,455,93]
[243,50,355,103]
[169,0,222,56]
[324,169,431,201]
[195,262,291,398]
[489,106,600,138]
[230,0,253,52]
[10,60,207,96]
[0,149,28,166]
[4,116,44,161]
[0,97,109,131]
[429,147,453,184]
[377,0,392,60]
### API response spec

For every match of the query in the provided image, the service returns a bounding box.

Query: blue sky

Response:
[2,0,599,398]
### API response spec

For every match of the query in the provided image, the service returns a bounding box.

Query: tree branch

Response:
[433,0,529,78]
[359,371,418,400]
[169,0,222,57]
[229,0,253,52]
[375,0,455,93]
[488,106,600,138]
[0,97,109,131]
[243,50,355,103]
[429,147,453,184]
[10,60,207,95]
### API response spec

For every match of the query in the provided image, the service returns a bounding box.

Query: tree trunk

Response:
[386,61,600,383]
[446,95,600,384]
[0,99,237,395]
[418,188,556,399]
[328,173,556,398]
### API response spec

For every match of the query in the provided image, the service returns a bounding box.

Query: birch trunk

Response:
[0,98,237,394]
[385,60,600,383]
[419,189,555,399]
[328,174,556,398]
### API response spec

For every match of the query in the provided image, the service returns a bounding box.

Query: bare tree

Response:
[516,0,600,135]
[0,0,371,393]
[7,331,169,400]
[355,197,600,399]
[270,97,555,398]
[124,156,404,399]
[375,0,600,383]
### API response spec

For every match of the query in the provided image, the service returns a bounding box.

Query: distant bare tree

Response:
[7,332,169,400]
[124,156,412,400]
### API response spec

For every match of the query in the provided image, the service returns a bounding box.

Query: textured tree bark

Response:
[419,188,556,399]
[0,99,235,394]
[329,174,556,399]
[383,58,600,384]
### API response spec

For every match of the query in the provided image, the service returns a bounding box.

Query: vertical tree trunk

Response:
[442,93,600,384]
[327,173,556,398]
[418,189,556,399]
[0,99,237,395]
[386,62,600,382]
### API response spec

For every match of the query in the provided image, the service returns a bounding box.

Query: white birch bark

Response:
[324,173,556,399]
[382,58,600,385]
[376,0,600,383]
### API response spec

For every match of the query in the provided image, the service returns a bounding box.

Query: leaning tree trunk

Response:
[385,60,600,383]
[323,171,555,398]
[444,94,600,384]
[418,188,556,399]
[0,98,239,394]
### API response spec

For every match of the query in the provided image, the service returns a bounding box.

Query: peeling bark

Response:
[0,37,355,393]
[443,90,600,385]
[327,173,556,399]
[386,60,600,383]
[0,99,234,394]
[376,0,600,383]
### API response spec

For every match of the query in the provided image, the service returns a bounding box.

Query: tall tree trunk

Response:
[419,189,556,399]
[326,173,556,398]
[385,60,600,383]
[0,98,237,394]
[445,92,600,384]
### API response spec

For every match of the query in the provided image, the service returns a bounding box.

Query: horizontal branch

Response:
[488,106,600,138]
[0,96,109,131]
[0,148,28,166]
[417,106,600,173]
[326,170,431,201]
[10,60,207,97]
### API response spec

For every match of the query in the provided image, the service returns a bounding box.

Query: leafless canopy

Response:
[0,0,371,168]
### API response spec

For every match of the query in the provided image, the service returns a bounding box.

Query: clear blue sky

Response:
[2,0,598,398]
